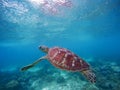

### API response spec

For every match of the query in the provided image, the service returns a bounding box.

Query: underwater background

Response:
[0,0,120,90]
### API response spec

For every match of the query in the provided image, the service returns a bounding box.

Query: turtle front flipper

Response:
[81,69,96,83]
[21,56,47,71]
[21,64,34,71]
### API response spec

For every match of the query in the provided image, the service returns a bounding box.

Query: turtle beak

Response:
[39,46,42,50]
[38,45,49,53]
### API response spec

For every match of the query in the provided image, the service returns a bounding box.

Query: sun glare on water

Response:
[29,0,46,5]
[28,0,72,14]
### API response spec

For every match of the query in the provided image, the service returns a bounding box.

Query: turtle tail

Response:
[82,69,96,83]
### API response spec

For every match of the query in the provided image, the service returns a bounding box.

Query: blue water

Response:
[0,0,120,90]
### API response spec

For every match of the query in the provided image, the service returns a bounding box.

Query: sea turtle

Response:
[21,45,96,83]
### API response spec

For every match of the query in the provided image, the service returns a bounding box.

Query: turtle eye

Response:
[39,46,42,50]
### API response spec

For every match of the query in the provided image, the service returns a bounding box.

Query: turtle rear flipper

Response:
[82,70,96,83]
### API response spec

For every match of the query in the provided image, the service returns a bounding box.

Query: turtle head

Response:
[39,45,49,53]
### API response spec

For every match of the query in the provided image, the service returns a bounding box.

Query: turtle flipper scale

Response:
[82,70,96,83]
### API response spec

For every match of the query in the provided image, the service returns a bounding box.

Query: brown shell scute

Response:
[48,47,90,71]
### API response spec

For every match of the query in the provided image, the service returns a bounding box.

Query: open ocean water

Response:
[0,0,120,90]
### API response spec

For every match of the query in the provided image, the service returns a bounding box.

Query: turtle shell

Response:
[47,47,90,71]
